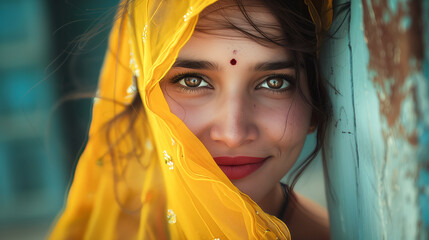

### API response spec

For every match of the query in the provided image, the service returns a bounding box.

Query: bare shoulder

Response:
[282,192,330,240]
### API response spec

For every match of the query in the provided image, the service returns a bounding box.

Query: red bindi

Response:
[230,58,237,65]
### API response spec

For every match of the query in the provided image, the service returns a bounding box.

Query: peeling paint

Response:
[363,0,424,132]
[362,0,427,238]
[321,0,428,238]
[400,15,412,31]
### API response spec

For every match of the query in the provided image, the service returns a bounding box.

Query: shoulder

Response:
[282,191,330,240]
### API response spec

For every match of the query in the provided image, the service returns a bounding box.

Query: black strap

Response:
[277,182,289,219]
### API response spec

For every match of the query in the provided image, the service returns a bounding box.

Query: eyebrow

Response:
[172,59,219,70]
[254,61,295,71]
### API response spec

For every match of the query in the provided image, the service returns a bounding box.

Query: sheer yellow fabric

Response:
[49,1,332,239]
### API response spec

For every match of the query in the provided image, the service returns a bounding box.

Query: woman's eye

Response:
[178,76,210,88]
[258,77,291,90]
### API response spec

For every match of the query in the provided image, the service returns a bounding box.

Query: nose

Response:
[209,95,258,148]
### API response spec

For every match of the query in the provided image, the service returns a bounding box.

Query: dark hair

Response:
[264,0,333,198]
[253,0,332,197]
[103,0,333,208]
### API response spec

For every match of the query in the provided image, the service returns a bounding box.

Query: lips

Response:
[213,156,266,180]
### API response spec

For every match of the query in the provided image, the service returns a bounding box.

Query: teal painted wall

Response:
[322,0,429,239]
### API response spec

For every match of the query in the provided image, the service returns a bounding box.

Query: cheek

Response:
[162,91,212,134]
[256,97,312,144]
[162,89,186,122]
[178,105,212,134]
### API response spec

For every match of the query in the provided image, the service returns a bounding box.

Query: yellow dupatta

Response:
[49,1,332,239]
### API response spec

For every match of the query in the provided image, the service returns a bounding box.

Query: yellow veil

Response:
[49,0,332,239]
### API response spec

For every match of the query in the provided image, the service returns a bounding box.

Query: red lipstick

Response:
[213,156,266,179]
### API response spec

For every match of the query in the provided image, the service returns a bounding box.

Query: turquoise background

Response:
[0,0,118,238]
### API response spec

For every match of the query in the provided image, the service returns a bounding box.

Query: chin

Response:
[229,167,274,203]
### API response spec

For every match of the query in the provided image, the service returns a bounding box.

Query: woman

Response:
[50,0,332,239]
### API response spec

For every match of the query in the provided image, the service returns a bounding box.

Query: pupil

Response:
[185,77,201,87]
[268,79,281,88]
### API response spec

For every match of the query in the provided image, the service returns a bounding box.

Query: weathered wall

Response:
[321,0,429,239]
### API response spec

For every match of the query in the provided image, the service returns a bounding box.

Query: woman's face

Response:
[160,4,313,203]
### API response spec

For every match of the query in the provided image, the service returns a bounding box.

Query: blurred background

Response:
[0,0,119,239]
[0,0,326,239]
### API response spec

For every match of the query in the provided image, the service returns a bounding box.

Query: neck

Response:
[257,182,285,218]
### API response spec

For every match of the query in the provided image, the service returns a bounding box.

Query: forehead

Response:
[196,0,283,42]
[176,0,291,65]
[178,32,289,64]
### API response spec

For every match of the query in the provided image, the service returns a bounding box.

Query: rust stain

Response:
[362,0,424,144]
[407,133,418,146]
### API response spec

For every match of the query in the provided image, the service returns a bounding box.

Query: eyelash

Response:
[169,72,296,94]
[170,72,212,93]
[256,74,296,93]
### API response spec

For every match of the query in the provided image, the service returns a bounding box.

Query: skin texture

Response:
[160,2,330,239]
[283,192,330,239]
[161,30,311,203]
